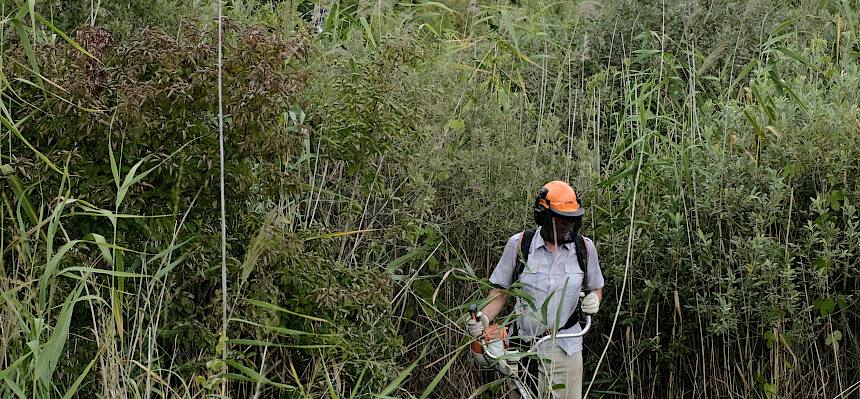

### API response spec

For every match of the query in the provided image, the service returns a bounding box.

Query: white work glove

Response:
[465,311,489,338]
[581,292,600,315]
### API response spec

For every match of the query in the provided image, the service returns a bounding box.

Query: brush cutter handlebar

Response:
[480,314,592,362]
[468,292,593,398]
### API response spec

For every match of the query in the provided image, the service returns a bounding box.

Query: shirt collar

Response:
[533,227,575,251]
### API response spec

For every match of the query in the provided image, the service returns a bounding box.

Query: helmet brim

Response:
[550,207,585,217]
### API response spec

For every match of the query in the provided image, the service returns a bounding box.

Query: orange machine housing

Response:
[470,324,510,353]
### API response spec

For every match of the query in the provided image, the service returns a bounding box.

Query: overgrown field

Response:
[1,0,859,397]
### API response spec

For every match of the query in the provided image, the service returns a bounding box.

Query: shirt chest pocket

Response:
[518,262,550,296]
[560,261,585,296]
[519,260,583,293]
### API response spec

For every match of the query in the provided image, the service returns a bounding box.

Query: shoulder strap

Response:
[512,229,536,284]
[561,234,590,330]
[574,234,588,274]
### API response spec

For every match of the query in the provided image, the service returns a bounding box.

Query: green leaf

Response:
[2,376,27,399]
[349,365,368,399]
[540,291,557,326]
[829,191,844,211]
[114,139,196,208]
[445,119,465,132]
[323,361,341,399]
[91,233,114,265]
[775,47,813,68]
[728,59,758,95]
[762,32,794,50]
[359,16,376,48]
[154,252,188,279]
[825,330,842,350]
[764,331,775,349]
[815,298,835,317]
[386,251,418,275]
[0,352,32,381]
[303,228,379,242]
[412,279,434,301]
[761,382,777,397]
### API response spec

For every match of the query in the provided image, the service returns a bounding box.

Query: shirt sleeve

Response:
[489,233,522,289]
[582,237,605,291]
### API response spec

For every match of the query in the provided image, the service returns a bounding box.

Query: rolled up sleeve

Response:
[583,237,605,291]
[489,233,521,289]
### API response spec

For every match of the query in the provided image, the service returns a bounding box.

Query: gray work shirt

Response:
[489,227,604,355]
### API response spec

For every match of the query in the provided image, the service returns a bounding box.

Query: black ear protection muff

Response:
[533,187,551,226]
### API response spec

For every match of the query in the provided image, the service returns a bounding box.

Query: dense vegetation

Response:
[1,0,859,397]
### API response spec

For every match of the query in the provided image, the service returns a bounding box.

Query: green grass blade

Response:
[0,114,62,173]
[154,252,189,279]
[116,158,148,208]
[322,360,341,399]
[60,351,100,399]
[227,338,290,348]
[34,13,97,61]
[230,317,340,337]
[36,283,84,384]
[91,233,114,265]
[228,339,336,349]
[109,136,120,190]
[0,352,32,380]
[376,357,420,397]
[115,139,196,208]
[57,266,148,278]
[419,351,460,399]
[225,359,295,390]
[12,18,41,88]
[349,365,368,399]
[245,298,333,324]
[39,240,82,310]
[1,376,28,399]
[0,164,39,225]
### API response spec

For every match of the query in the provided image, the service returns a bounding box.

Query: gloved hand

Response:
[465,311,489,338]
[581,292,600,314]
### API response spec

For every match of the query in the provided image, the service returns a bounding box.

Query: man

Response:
[466,180,605,399]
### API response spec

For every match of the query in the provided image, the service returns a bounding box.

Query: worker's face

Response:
[549,216,579,243]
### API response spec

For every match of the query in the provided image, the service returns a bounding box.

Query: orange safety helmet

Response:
[534,181,584,244]
[534,180,584,221]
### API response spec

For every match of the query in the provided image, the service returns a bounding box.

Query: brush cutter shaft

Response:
[481,315,592,361]
[532,314,592,348]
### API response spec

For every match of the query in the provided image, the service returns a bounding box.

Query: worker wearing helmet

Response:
[466,181,605,399]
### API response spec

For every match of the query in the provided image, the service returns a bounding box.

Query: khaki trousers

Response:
[509,347,583,399]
